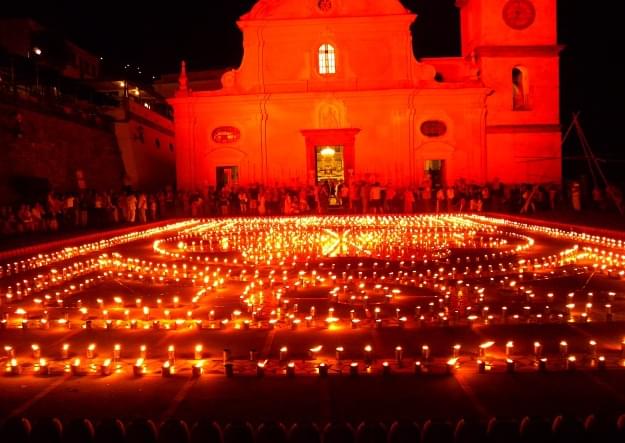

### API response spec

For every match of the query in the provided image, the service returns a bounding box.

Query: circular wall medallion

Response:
[502,0,536,30]
[318,0,332,13]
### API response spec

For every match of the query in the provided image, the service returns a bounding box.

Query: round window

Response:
[420,120,448,138]
[212,126,241,144]
[318,0,332,12]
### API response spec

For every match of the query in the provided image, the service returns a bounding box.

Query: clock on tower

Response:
[502,0,536,30]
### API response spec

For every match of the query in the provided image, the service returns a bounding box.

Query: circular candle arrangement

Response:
[1,215,625,378]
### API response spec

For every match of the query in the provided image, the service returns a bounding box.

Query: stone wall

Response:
[0,100,126,204]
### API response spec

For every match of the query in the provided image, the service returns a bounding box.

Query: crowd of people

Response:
[0,189,175,237]
[0,179,621,239]
[200,181,564,217]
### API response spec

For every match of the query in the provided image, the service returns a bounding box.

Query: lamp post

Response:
[32,47,42,93]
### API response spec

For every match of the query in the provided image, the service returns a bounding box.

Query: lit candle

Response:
[422,345,430,361]
[453,344,461,358]
[589,340,597,358]
[194,344,203,360]
[505,341,514,357]
[395,346,403,364]
[560,341,568,358]
[349,362,358,377]
[31,344,41,359]
[533,341,542,358]
[133,358,146,377]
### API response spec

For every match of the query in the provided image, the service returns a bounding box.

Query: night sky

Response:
[2,0,623,181]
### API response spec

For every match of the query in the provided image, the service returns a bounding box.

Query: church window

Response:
[513,66,530,111]
[420,120,448,138]
[319,44,336,75]
[212,126,241,144]
[318,0,332,12]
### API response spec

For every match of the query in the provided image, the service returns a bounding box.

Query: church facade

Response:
[169,0,561,190]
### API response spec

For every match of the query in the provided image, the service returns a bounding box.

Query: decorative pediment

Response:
[241,0,409,21]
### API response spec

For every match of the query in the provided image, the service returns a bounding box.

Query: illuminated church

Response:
[169,0,561,190]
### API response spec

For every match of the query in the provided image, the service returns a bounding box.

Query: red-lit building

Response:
[169,0,561,190]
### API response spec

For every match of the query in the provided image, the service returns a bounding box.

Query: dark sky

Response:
[2,0,624,179]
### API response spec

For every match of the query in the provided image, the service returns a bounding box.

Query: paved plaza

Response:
[2,215,625,423]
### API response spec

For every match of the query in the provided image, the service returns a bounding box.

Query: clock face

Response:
[502,0,536,30]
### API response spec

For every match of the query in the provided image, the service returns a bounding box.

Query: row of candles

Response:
[0,296,618,331]
[0,215,590,306]
[2,214,622,287]
[0,220,199,279]
[2,239,586,316]
[5,339,623,360]
[5,339,625,377]
[0,243,597,312]
[2,215,625,330]
[471,215,625,246]
[152,217,534,264]
[1,271,621,330]
[1,251,587,314]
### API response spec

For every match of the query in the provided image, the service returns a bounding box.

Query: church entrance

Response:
[216,166,239,190]
[301,129,360,210]
[315,145,345,207]
[301,128,360,186]
[316,146,345,183]
[425,160,446,189]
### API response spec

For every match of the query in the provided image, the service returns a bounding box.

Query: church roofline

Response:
[240,0,411,21]
[237,13,416,28]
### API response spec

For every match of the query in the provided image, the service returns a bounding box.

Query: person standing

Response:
[258,190,267,216]
[436,188,445,213]
[239,189,249,215]
[149,196,158,221]
[127,193,137,223]
[548,185,558,211]
[340,182,350,211]
[118,193,127,222]
[421,186,432,213]
[349,182,360,213]
[370,182,382,214]
[571,182,582,212]
[481,186,491,212]
[404,188,415,214]
[361,182,371,214]
[446,187,455,212]
[137,193,147,223]
[64,194,76,227]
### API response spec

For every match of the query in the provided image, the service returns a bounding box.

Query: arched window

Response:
[318,44,336,75]
[512,66,530,111]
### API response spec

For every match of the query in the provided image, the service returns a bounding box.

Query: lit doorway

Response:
[316,146,345,207]
[216,166,239,190]
[316,146,345,183]
[425,160,446,189]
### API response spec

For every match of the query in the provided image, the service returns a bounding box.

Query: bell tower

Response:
[458,0,562,183]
